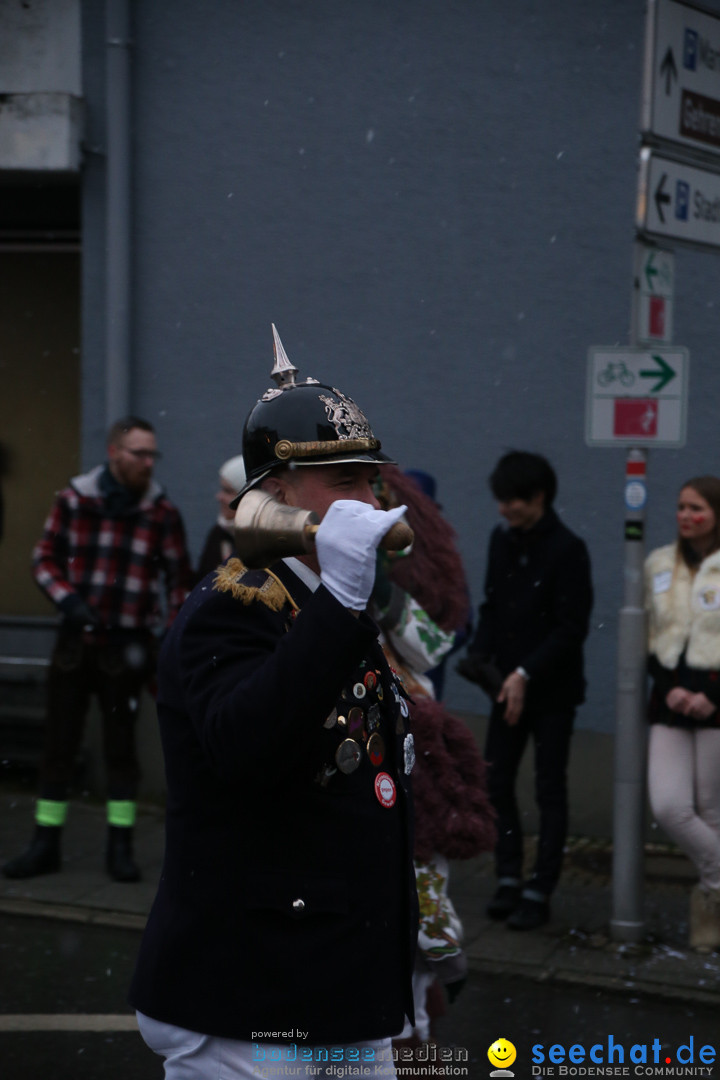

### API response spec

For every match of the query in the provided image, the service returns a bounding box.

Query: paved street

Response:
[1,913,719,1080]
[1,779,720,1078]
[437,970,720,1077]
[0,914,160,1080]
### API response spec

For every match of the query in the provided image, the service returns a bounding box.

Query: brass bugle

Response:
[234,488,414,569]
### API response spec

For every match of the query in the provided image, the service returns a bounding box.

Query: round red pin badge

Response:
[374,772,396,808]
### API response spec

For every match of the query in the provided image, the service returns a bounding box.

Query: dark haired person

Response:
[646,476,720,951]
[458,451,593,930]
[3,417,193,883]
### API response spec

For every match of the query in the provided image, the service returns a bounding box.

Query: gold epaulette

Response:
[212,558,298,612]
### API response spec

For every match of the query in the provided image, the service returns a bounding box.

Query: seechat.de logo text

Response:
[531,1035,717,1077]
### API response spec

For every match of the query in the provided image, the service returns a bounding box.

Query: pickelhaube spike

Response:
[270,323,298,387]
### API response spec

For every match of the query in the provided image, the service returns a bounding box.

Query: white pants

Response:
[136,1012,398,1079]
[648,724,720,891]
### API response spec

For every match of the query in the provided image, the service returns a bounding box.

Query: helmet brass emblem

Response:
[319,390,374,441]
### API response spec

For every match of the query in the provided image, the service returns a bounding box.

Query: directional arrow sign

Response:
[642,0,720,159]
[634,243,674,344]
[586,346,689,448]
[645,255,659,291]
[641,246,673,297]
[659,44,678,96]
[640,353,676,391]
[654,172,672,223]
[638,147,720,251]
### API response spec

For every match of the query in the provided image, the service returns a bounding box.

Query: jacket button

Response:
[292,898,305,912]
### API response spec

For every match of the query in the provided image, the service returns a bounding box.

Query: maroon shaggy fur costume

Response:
[378,464,470,633]
[376,465,494,860]
[409,696,496,863]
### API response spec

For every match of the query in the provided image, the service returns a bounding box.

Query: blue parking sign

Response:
[675,180,690,221]
[684,28,698,71]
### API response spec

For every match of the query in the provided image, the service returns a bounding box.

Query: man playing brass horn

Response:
[130,326,418,1079]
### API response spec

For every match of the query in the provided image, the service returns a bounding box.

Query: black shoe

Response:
[507,896,550,930]
[106,826,141,883]
[486,884,522,920]
[2,825,62,879]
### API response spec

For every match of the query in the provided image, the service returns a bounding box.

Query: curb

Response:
[0,896,147,932]
[466,953,720,1008]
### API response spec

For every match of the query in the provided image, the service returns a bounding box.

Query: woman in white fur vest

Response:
[645,475,720,952]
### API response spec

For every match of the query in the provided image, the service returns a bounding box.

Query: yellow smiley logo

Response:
[488,1039,517,1069]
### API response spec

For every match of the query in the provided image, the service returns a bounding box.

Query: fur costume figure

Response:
[407,695,496,864]
[375,464,471,634]
[373,470,494,1052]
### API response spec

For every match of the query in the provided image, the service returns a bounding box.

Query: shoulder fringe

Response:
[212,558,289,611]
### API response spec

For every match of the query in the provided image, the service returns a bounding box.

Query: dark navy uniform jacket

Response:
[129,559,417,1044]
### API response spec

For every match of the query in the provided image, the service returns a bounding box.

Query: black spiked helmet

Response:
[232,325,393,505]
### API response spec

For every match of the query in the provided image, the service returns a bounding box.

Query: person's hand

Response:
[685,692,717,721]
[497,670,527,726]
[665,687,693,714]
[58,595,101,631]
[665,687,716,720]
[316,500,408,611]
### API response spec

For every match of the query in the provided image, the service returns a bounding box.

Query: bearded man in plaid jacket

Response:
[3,416,193,883]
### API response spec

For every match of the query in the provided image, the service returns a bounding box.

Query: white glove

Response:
[316,500,408,611]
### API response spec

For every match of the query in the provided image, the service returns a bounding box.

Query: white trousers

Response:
[647,723,720,891]
[136,1012,398,1079]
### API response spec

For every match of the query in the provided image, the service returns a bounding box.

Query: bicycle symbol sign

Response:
[586,345,689,448]
[597,361,635,388]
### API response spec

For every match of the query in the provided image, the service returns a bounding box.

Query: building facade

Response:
[2,3,720,798]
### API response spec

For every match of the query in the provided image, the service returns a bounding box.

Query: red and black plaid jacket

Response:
[33,465,193,633]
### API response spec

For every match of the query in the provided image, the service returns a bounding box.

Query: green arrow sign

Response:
[644,251,659,292]
[640,354,676,392]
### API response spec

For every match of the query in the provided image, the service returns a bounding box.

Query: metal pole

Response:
[610,447,648,942]
[105,0,132,422]
[610,230,654,948]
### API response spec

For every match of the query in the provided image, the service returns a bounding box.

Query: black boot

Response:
[106,825,141,882]
[2,825,62,879]
[507,895,550,931]
[486,883,522,920]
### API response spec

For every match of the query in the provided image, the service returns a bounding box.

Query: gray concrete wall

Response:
[0,0,80,94]
[79,0,720,736]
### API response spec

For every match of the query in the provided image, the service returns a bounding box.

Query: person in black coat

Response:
[457,451,593,931]
[129,327,418,1078]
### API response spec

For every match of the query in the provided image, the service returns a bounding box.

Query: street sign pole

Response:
[610,437,648,943]
[607,0,720,942]
[610,237,652,944]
